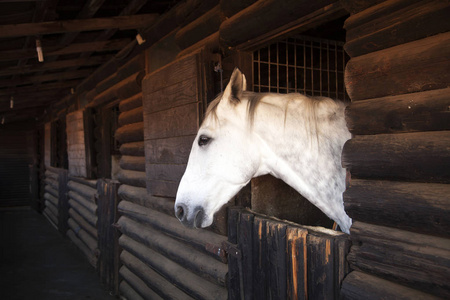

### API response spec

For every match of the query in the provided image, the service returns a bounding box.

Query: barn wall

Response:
[340,1,450,299]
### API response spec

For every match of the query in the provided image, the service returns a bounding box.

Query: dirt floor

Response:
[0,207,116,300]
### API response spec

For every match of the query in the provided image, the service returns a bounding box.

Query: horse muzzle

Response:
[175,203,206,229]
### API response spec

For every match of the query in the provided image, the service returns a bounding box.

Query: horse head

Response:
[175,68,260,228]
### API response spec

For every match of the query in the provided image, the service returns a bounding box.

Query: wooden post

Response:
[97,179,120,295]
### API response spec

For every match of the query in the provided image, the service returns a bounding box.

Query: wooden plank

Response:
[345,32,450,101]
[67,180,97,202]
[119,106,143,126]
[144,103,200,140]
[118,169,146,188]
[344,0,450,57]
[286,226,308,300]
[146,163,186,182]
[143,78,198,114]
[267,220,288,299]
[69,199,97,227]
[340,271,441,300]
[0,14,159,38]
[69,208,97,239]
[117,184,174,216]
[120,155,145,172]
[142,51,199,94]
[345,179,450,238]
[345,87,450,135]
[120,267,161,300]
[146,179,178,198]
[145,136,194,164]
[253,216,268,299]
[119,93,142,112]
[115,122,144,144]
[118,217,227,287]
[120,141,145,157]
[342,131,450,183]
[347,222,450,298]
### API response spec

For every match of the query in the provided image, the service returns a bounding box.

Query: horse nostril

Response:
[193,207,205,228]
[175,204,186,221]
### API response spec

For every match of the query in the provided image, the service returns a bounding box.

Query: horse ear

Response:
[223,68,246,105]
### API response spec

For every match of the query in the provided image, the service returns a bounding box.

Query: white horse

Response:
[175,68,352,233]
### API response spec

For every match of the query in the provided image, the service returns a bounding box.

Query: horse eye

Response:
[198,135,210,147]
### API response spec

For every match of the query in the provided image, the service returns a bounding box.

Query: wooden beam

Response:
[0,80,80,96]
[0,56,110,77]
[0,39,130,61]
[0,69,94,88]
[0,14,159,38]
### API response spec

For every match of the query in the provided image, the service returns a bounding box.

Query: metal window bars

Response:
[253,35,349,101]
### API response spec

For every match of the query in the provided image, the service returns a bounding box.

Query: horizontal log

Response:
[348,221,450,298]
[118,184,174,216]
[120,155,145,172]
[43,208,58,227]
[0,69,93,89]
[175,6,225,50]
[0,14,159,38]
[176,32,220,59]
[115,72,144,100]
[67,175,97,189]
[344,0,450,57]
[345,179,450,238]
[68,218,97,253]
[67,180,97,202]
[220,0,257,17]
[340,271,441,300]
[69,208,97,239]
[146,179,178,198]
[117,169,146,188]
[115,122,144,144]
[118,217,227,286]
[345,32,450,101]
[45,169,59,180]
[120,268,160,300]
[340,0,384,14]
[45,200,59,218]
[119,235,228,299]
[68,191,97,215]
[119,141,145,157]
[118,201,227,262]
[44,185,58,198]
[345,87,450,135]
[119,106,143,127]
[119,93,142,112]
[67,229,97,268]
[219,0,337,47]
[69,199,97,227]
[120,250,194,300]
[342,131,450,183]
[44,192,58,207]
[117,53,145,82]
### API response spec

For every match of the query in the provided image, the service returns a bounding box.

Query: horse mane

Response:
[204,91,346,135]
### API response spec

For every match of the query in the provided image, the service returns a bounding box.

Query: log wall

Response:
[66,110,87,178]
[66,176,98,267]
[340,1,450,299]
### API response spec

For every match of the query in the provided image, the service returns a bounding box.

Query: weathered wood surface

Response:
[57,169,69,236]
[120,250,195,300]
[44,177,58,190]
[44,192,58,207]
[347,221,450,298]
[118,201,227,262]
[340,0,384,14]
[45,200,58,218]
[117,169,146,188]
[43,207,58,227]
[345,87,450,135]
[145,136,194,164]
[345,32,450,101]
[119,93,142,112]
[69,199,97,227]
[68,218,97,252]
[44,122,51,167]
[115,122,143,144]
[345,179,450,238]
[69,208,97,239]
[175,5,225,50]
[67,229,97,268]
[67,180,97,202]
[177,32,220,59]
[220,0,256,17]
[68,191,97,215]
[115,71,144,100]
[119,141,145,157]
[219,0,337,47]
[344,0,450,57]
[68,175,97,189]
[342,131,450,183]
[119,234,228,299]
[118,106,143,126]
[118,217,227,287]
[120,267,159,300]
[120,155,145,172]
[118,184,174,216]
[340,271,441,300]
[44,185,58,198]
[66,110,87,177]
